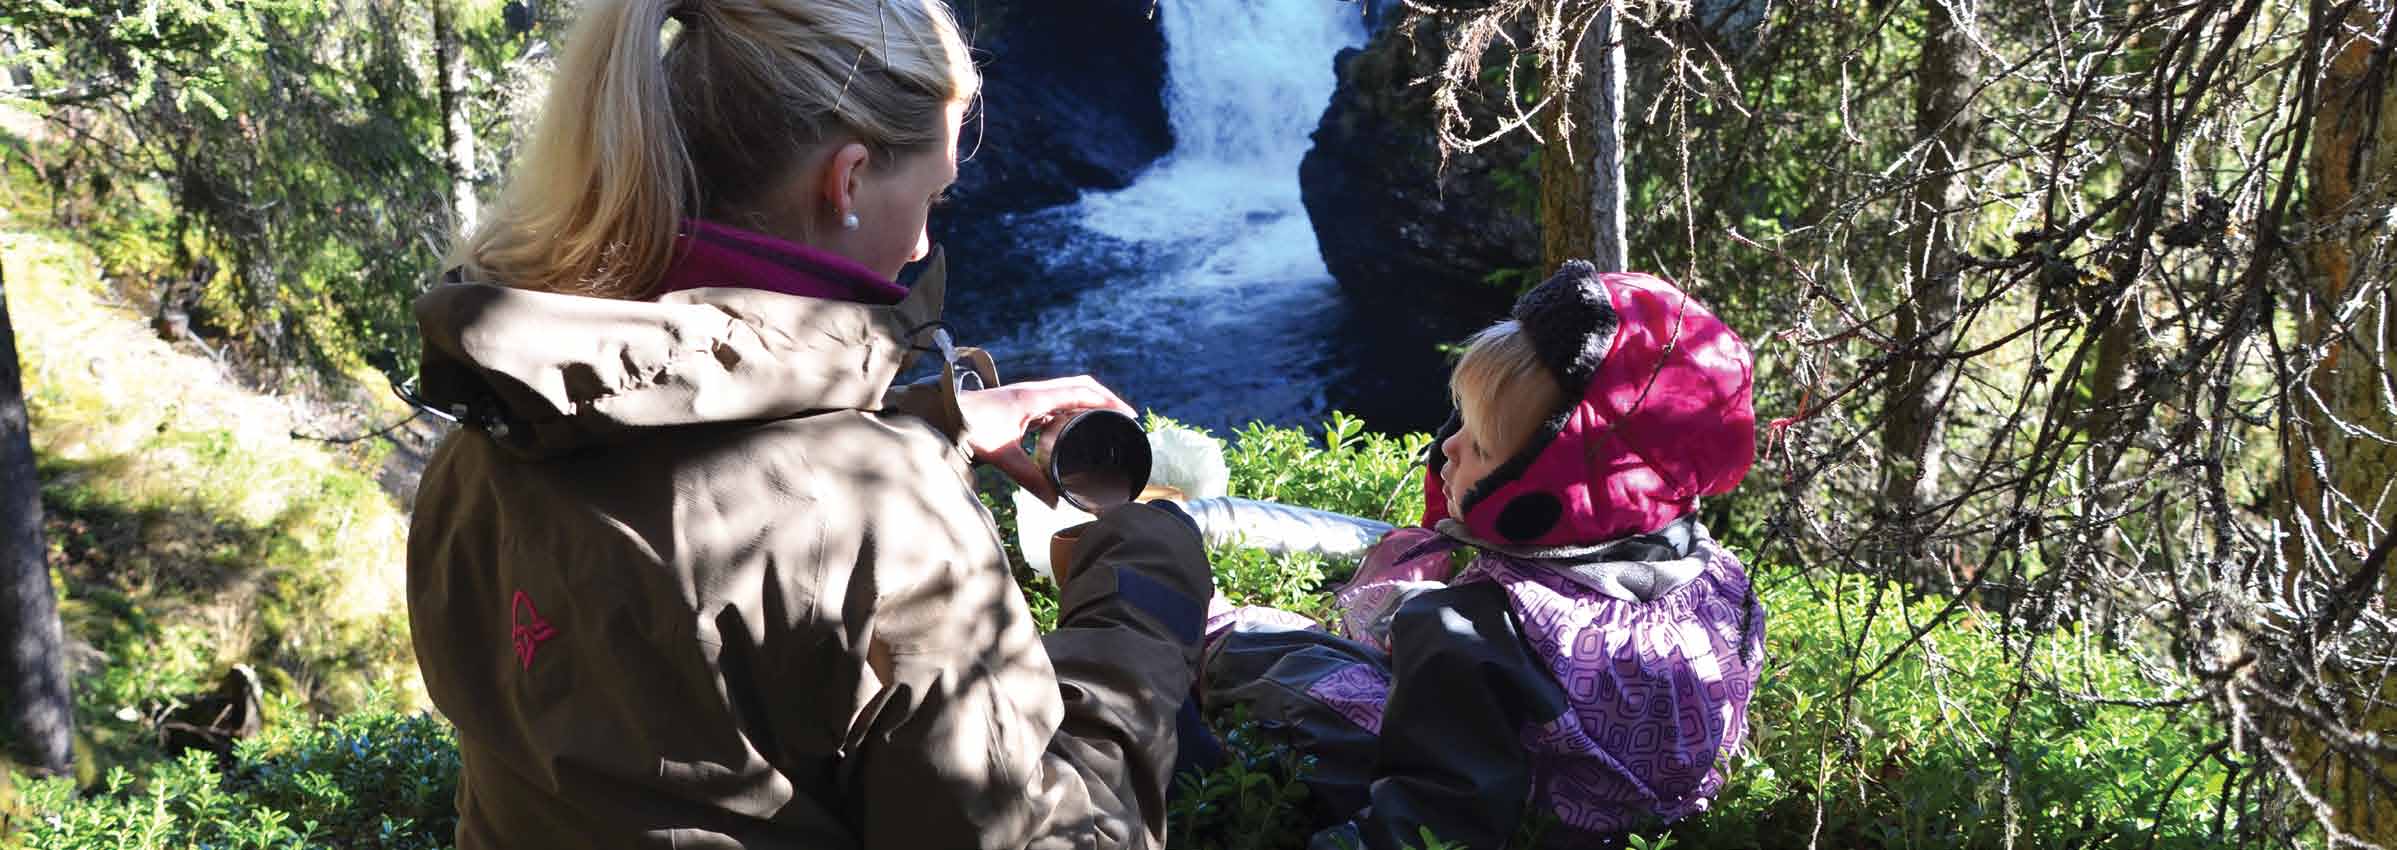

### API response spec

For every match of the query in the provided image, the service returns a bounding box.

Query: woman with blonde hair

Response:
[403,1,1214,847]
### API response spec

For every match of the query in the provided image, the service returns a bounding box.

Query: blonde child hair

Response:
[451,0,980,299]
[1448,320,1566,461]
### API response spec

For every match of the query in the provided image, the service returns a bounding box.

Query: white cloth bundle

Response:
[1181,497,1393,559]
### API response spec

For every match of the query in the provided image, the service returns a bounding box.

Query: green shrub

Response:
[1203,413,1431,622]
[10,694,457,849]
[1660,569,2230,850]
[1169,708,1321,850]
[5,415,2239,849]
[1156,418,2234,849]
[1220,412,1431,526]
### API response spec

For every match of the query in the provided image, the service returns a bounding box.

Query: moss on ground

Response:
[2,228,420,781]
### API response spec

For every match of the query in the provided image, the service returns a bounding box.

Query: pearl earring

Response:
[841,212,860,231]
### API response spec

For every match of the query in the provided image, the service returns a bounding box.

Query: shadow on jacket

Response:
[405,258,1212,849]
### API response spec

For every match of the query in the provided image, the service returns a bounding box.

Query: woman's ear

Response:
[819,142,872,217]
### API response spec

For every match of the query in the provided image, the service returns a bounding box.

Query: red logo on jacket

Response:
[511,591,558,671]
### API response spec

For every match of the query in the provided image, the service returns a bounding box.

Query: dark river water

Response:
[931,206,1465,438]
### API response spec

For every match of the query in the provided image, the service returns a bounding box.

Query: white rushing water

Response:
[1077,0,1364,258]
[984,0,1368,425]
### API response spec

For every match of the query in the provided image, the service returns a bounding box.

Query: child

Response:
[1200,261,1765,850]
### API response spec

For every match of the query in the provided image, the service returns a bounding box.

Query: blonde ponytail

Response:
[452,0,978,300]
[450,0,690,299]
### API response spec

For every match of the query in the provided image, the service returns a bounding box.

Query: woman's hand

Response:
[957,376,1136,507]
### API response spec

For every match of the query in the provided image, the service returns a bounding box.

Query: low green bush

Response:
[8,693,457,849]
[1169,708,1322,850]
[1207,412,1429,622]
[5,416,2240,849]
[1135,418,2236,850]
[1665,570,2227,850]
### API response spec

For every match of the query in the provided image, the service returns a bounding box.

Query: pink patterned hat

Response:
[1430,262,1757,547]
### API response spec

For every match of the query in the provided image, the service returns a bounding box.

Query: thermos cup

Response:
[1032,409,1153,585]
[1032,409,1152,513]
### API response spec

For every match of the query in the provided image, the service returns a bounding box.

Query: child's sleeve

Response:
[1330,528,1462,651]
[1319,583,1567,850]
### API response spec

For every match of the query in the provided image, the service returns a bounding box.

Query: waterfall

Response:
[1075,0,1365,274]
[976,0,1373,431]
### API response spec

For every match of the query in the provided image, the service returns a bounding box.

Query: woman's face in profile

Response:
[844,100,967,280]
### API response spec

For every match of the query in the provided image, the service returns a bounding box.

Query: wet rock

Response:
[1299,17,1537,317]
[1300,2,1769,310]
[946,0,1174,216]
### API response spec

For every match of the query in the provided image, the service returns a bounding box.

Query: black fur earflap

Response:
[1510,260,1619,390]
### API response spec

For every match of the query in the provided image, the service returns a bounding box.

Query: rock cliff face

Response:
[1299,21,1538,314]
[1301,4,1769,310]
[945,0,1173,216]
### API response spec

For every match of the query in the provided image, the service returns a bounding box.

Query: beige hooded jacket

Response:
[405,260,1211,850]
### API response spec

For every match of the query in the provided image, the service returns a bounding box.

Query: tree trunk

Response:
[0,264,73,778]
[2287,10,2397,841]
[1540,1,1627,274]
[2086,2,2158,448]
[435,0,480,235]
[2086,1,2184,455]
[1878,0,1979,533]
[2292,8,2397,605]
[2079,4,2164,640]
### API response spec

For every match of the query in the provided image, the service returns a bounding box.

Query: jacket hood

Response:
[1428,261,1756,547]
[408,251,950,460]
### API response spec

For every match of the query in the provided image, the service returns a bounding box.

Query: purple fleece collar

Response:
[653,219,908,305]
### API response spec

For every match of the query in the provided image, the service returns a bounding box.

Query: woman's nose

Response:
[1440,430,1463,458]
